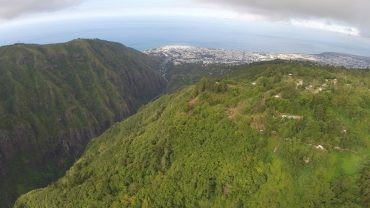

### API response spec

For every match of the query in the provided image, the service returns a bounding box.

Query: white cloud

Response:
[0,0,241,27]
[0,0,83,19]
[197,0,370,37]
[291,19,360,36]
[1,0,369,37]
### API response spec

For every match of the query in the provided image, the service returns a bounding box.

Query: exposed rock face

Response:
[0,39,166,207]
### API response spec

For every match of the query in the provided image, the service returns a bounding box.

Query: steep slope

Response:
[15,62,370,208]
[0,39,166,207]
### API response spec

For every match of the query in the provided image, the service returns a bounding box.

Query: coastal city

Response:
[146,45,370,69]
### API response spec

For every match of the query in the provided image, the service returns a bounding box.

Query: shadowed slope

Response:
[0,39,166,207]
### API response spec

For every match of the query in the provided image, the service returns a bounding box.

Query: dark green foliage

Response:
[162,63,233,92]
[359,163,370,207]
[195,78,228,94]
[14,62,370,208]
[0,39,166,207]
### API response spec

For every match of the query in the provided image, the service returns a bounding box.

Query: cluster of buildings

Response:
[145,45,370,69]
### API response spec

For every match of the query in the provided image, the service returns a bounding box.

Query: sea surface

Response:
[1,16,369,56]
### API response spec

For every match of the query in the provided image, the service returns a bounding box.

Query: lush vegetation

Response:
[162,63,233,92]
[0,39,166,207]
[15,62,370,207]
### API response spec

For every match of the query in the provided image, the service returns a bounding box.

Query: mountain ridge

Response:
[15,61,370,208]
[0,39,166,207]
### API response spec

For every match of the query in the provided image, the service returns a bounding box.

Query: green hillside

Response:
[15,62,370,207]
[160,63,234,92]
[0,39,166,207]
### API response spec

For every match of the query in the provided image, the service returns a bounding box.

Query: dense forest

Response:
[15,62,370,207]
[0,39,166,207]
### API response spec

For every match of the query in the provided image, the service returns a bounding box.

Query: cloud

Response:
[0,0,83,19]
[197,0,370,36]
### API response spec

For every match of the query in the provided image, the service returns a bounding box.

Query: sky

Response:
[0,0,369,56]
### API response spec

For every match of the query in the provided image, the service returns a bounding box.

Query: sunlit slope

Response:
[16,62,370,208]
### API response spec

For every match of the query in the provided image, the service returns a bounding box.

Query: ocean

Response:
[1,16,369,56]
